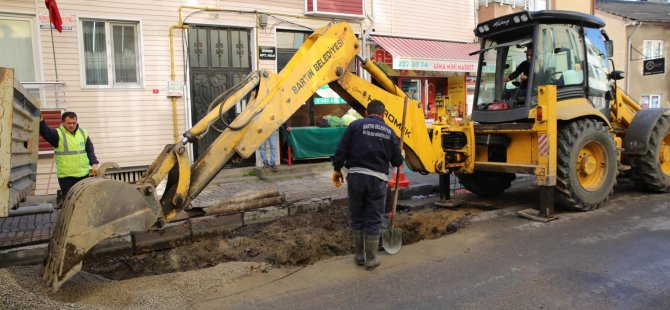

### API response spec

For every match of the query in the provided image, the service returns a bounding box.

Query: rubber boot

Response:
[353,230,365,266]
[365,234,381,270]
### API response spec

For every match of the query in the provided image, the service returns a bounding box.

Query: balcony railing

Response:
[19,81,65,109]
[478,0,533,10]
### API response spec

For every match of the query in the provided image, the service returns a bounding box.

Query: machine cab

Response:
[471,11,611,123]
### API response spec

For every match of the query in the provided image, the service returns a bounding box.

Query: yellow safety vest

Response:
[54,126,90,178]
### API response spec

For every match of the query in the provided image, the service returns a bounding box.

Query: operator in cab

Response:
[503,46,532,98]
[332,100,404,270]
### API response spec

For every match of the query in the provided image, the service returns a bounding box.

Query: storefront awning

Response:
[371,36,480,73]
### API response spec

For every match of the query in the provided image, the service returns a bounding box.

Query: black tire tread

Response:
[555,119,617,211]
[630,115,670,192]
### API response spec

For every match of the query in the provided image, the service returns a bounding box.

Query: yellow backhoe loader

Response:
[40,11,670,290]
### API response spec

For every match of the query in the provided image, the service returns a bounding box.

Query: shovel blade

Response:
[42,178,160,291]
[381,227,402,254]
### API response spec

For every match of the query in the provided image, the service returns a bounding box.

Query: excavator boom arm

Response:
[42,22,445,291]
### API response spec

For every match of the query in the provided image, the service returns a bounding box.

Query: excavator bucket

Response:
[42,177,161,291]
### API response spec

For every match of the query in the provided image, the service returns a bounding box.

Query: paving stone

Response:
[0,217,9,231]
[287,198,332,216]
[0,244,48,267]
[243,206,289,225]
[190,213,243,238]
[132,221,192,254]
[91,234,133,255]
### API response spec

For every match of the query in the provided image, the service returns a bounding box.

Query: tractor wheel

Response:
[556,119,617,211]
[456,171,516,197]
[630,115,670,192]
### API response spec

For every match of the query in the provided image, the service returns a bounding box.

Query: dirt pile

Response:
[1,198,479,309]
[0,262,268,310]
[83,199,476,281]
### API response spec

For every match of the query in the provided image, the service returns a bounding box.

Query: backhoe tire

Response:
[456,171,515,197]
[556,119,617,211]
[630,115,670,192]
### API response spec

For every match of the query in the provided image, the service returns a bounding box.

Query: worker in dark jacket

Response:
[39,111,99,204]
[503,46,532,98]
[332,100,403,270]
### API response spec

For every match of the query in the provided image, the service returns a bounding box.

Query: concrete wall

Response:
[548,0,593,14]
[478,3,524,23]
[597,11,628,88]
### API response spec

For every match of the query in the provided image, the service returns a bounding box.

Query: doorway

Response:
[188,26,252,160]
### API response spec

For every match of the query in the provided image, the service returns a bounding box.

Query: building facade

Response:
[0,0,478,194]
[597,0,670,109]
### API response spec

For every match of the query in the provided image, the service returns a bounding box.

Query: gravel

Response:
[1,262,269,309]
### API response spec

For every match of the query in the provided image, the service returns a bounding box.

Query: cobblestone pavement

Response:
[191,171,347,208]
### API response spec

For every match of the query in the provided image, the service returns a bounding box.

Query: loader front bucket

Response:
[42,177,162,291]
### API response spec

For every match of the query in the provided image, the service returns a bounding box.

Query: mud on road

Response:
[83,199,477,281]
[1,198,482,309]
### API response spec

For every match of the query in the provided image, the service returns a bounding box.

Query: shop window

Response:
[81,19,142,87]
[640,95,661,109]
[643,40,663,60]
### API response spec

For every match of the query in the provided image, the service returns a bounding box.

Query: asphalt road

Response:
[195,179,670,310]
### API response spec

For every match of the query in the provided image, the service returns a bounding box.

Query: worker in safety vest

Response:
[39,111,99,204]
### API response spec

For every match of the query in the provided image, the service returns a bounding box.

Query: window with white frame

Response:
[641,94,661,109]
[81,19,141,87]
[0,16,39,82]
[643,40,663,60]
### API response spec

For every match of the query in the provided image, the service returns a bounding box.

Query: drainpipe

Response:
[362,0,375,81]
[626,21,641,93]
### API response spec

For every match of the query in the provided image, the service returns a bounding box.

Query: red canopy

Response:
[45,0,62,33]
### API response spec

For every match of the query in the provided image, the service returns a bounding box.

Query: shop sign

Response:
[39,13,74,31]
[259,46,276,60]
[314,85,346,105]
[370,46,393,64]
[314,97,346,104]
[393,58,477,73]
[643,58,664,76]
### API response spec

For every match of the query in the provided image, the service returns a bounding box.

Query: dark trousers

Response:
[346,173,387,235]
[57,176,88,199]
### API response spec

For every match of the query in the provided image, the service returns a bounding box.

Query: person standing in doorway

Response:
[39,111,99,204]
[332,100,403,270]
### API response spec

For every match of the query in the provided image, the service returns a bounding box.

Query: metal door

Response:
[188,26,251,159]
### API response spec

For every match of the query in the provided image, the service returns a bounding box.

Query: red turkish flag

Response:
[45,0,62,33]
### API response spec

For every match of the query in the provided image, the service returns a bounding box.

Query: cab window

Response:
[533,24,585,97]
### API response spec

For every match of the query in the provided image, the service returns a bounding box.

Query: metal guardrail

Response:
[104,166,148,184]
[0,68,41,217]
[478,0,532,10]
[20,81,65,109]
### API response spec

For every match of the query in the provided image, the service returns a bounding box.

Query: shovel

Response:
[382,96,409,255]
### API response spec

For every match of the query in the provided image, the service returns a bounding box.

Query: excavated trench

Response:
[81,199,482,281]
